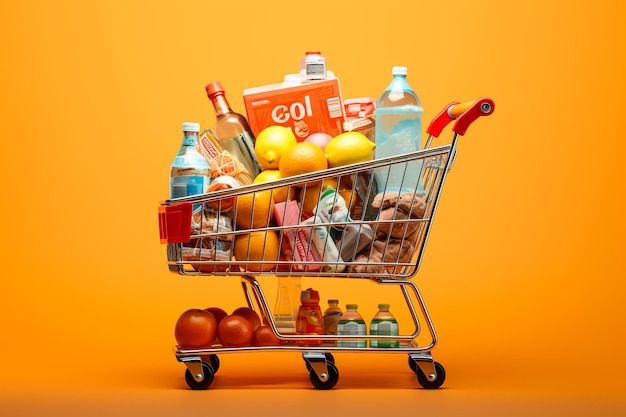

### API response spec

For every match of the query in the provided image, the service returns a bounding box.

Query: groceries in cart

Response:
[163,53,434,276]
[173,294,402,350]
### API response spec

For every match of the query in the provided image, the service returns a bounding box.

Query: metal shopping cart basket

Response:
[158,98,494,390]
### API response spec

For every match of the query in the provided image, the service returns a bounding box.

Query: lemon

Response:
[254,126,297,170]
[325,132,376,168]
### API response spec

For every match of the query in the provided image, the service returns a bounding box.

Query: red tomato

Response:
[174,309,217,348]
[231,307,261,331]
[253,325,281,347]
[218,315,254,347]
[205,307,228,344]
[205,307,228,326]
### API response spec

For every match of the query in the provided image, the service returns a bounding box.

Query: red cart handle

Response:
[426,97,495,137]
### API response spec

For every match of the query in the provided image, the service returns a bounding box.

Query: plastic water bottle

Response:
[374,66,424,194]
[337,304,367,348]
[170,122,211,211]
[369,303,399,348]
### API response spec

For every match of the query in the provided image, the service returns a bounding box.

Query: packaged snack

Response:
[197,129,254,185]
[274,200,323,271]
[312,188,374,261]
[343,97,376,142]
[185,208,235,272]
[243,73,345,141]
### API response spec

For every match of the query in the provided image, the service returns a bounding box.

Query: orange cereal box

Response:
[243,74,345,142]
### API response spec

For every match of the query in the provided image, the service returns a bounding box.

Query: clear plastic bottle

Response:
[296,288,323,345]
[205,82,263,177]
[374,66,424,194]
[370,303,399,348]
[323,299,343,346]
[337,304,367,348]
[170,122,211,211]
[273,277,301,335]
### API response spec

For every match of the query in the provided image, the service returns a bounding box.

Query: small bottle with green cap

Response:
[370,303,399,348]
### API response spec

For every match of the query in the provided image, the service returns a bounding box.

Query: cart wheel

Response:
[309,361,339,390]
[304,352,335,371]
[208,354,220,373]
[408,356,417,373]
[184,361,215,390]
[416,361,446,389]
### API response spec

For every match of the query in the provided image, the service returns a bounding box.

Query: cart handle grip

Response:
[426,97,495,138]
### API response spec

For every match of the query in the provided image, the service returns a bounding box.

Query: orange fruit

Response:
[233,230,280,272]
[235,190,275,229]
[279,142,328,181]
[253,169,299,204]
[299,177,338,218]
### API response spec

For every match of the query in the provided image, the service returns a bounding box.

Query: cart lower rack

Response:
[158,98,494,390]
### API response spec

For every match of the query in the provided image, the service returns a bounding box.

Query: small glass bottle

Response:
[273,277,301,335]
[323,299,343,346]
[299,51,327,81]
[370,303,399,348]
[296,288,323,345]
[205,82,262,177]
[337,304,367,348]
[170,122,211,211]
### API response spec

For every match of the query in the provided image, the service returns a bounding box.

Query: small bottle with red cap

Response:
[299,51,327,82]
[205,81,262,177]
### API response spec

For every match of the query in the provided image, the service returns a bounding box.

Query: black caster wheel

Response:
[203,354,220,373]
[408,356,417,373]
[309,361,339,390]
[184,361,215,390]
[416,361,446,389]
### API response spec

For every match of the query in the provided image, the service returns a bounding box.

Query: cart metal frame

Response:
[158,98,494,390]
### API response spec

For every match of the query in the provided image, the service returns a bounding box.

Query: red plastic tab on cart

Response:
[158,202,193,244]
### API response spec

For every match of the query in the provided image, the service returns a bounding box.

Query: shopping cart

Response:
[158,97,494,390]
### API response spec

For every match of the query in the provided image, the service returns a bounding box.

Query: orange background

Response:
[1,0,625,415]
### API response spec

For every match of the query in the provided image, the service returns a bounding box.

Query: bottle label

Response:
[337,320,367,348]
[323,311,343,335]
[370,320,399,348]
[170,175,209,199]
[296,305,323,345]
[198,131,223,162]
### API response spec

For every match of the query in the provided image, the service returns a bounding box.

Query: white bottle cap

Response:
[182,122,200,132]
[392,66,407,76]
